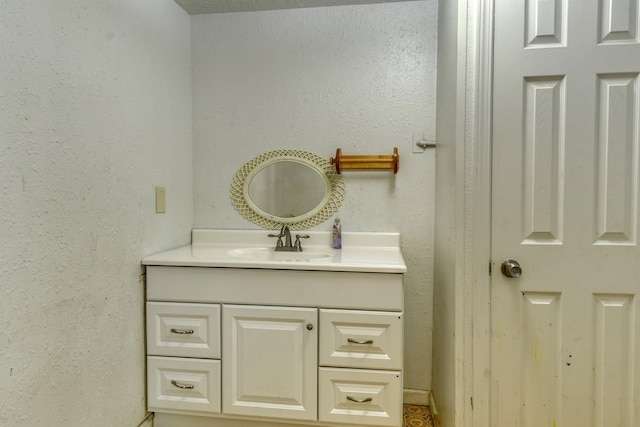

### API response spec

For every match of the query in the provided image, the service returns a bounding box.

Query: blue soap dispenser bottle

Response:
[332,218,342,249]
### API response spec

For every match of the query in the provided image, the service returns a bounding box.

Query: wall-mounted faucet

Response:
[268,225,309,252]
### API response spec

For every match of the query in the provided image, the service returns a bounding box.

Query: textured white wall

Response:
[192,1,437,392]
[0,1,192,425]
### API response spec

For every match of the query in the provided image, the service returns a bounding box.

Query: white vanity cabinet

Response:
[143,229,406,427]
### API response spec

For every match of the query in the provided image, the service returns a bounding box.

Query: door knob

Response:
[501,259,522,278]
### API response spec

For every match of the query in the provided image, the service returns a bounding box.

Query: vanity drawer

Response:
[319,309,402,370]
[318,367,402,426]
[146,302,220,359]
[147,356,221,414]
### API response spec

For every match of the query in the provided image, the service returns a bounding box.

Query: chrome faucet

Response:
[268,224,309,252]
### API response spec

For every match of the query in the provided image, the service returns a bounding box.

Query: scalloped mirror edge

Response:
[230,149,346,230]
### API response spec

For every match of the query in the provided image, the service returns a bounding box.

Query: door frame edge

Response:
[462,0,494,426]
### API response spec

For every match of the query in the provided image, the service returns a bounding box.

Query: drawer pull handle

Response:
[170,328,194,335]
[347,396,373,403]
[171,380,194,390]
[347,338,374,345]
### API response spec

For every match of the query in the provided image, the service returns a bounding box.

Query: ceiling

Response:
[174,0,419,14]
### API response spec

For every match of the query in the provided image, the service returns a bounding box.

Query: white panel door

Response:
[222,304,317,421]
[492,1,640,426]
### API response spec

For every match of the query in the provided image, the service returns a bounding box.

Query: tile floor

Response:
[403,404,434,427]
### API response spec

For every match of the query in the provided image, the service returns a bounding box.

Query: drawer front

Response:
[318,367,402,426]
[147,356,221,414]
[147,302,220,359]
[319,309,402,370]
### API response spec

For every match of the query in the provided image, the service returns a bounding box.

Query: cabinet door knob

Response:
[306,323,314,330]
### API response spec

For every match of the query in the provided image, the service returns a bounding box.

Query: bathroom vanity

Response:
[142,229,406,427]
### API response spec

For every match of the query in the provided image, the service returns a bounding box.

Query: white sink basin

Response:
[228,247,336,262]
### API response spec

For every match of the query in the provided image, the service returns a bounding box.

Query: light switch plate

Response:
[156,186,166,213]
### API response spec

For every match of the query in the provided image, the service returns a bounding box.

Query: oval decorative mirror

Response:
[230,149,345,230]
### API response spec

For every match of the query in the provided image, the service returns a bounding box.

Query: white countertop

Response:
[142,229,407,273]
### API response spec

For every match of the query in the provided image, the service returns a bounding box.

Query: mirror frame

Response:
[230,149,345,230]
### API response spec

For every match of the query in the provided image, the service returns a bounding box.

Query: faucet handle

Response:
[294,234,310,251]
[268,225,285,237]
[268,231,284,248]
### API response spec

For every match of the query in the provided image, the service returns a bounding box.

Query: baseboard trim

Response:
[403,388,430,406]
[429,392,440,427]
[137,413,154,427]
[149,392,434,426]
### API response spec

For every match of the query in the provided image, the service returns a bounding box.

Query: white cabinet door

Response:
[222,305,318,421]
[492,1,640,426]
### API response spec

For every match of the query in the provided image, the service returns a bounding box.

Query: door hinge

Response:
[489,260,492,275]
